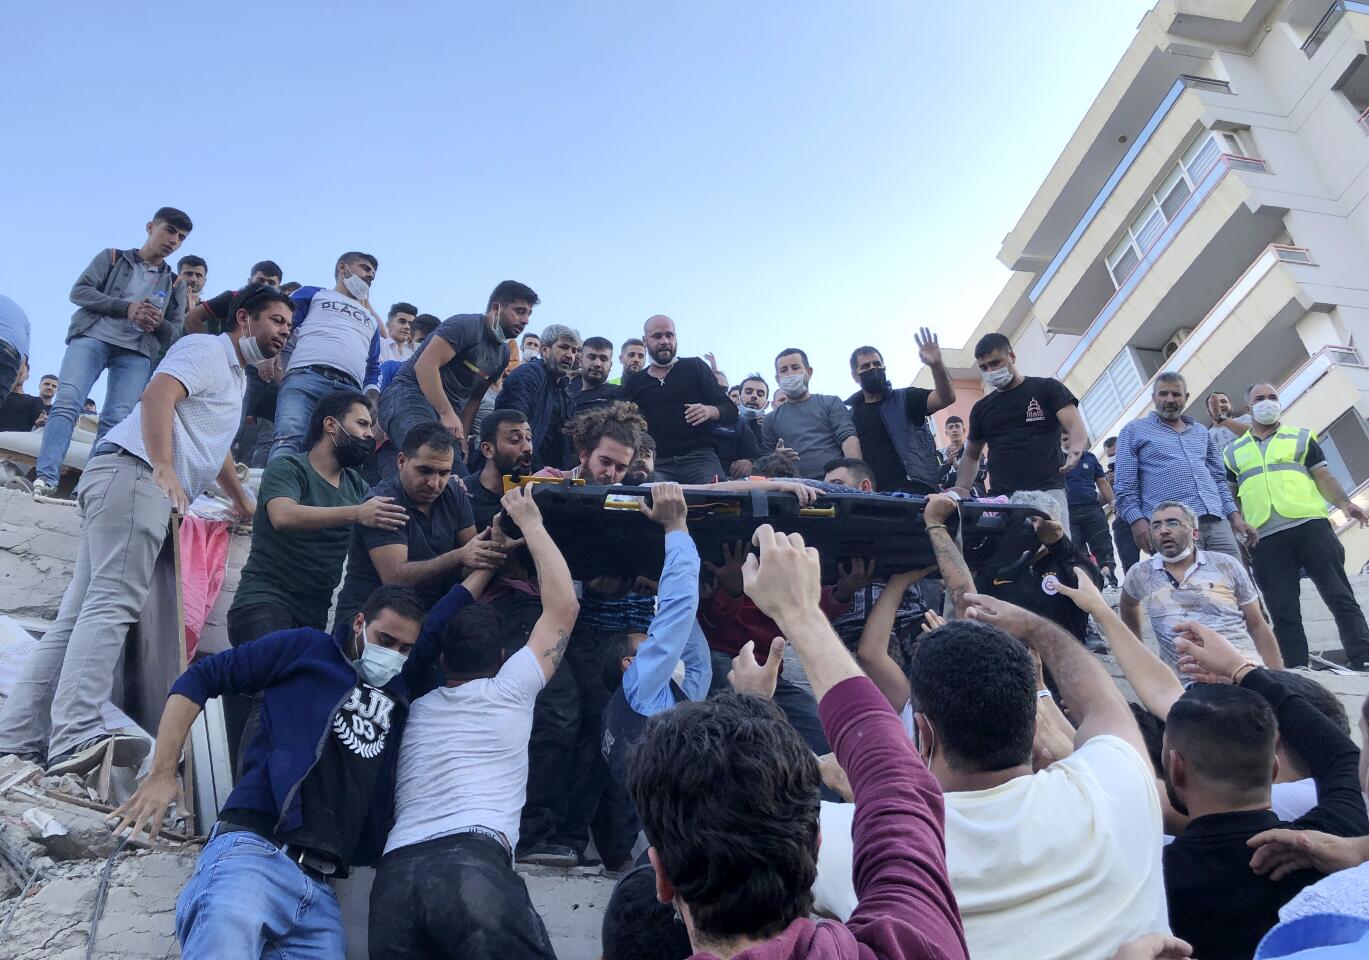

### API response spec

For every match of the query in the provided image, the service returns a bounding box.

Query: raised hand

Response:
[728,638,784,699]
[356,495,409,531]
[915,326,942,367]
[1173,620,1250,684]
[834,558,875,604]
[742,525,822,620]
[703,540,747,597]
[640,482,688,533]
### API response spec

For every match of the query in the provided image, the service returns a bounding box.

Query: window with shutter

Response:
[1324,410,1369,487]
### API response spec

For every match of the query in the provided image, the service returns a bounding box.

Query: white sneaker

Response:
[31,478,59,500]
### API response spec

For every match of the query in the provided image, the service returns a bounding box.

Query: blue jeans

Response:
[176,829,345,959]
[269,367,356,462]
[36,336,151,484]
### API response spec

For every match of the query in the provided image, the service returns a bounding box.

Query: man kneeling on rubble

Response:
[112,584,429,959]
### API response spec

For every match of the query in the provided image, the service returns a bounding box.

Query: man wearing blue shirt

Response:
[1113,372,1257,559]
[269,252,383,461]
[600,484,712,863]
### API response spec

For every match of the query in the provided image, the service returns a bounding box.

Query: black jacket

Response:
[1163,667,1369,960]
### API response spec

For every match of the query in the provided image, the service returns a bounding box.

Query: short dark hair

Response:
[249,260,283,280]
[571,401,647,457]
[280,281,302,295]
[945,415,964,427]
[400,422,456,459]
[849,346,881,371]
[775,347,810,368]
[630,693,820,942]
[822,457,874,488]
[621,337,644,351]
[601,864,693,960]
[487,280,540,311]
[40,374,57,382]
[480,408,530,446]
[583,336,613,354]
[973,332,1012,359]
[412,314,440,339]
[440,604,505,678]
[908,619,1036,772]
[176,254,206,272]
[388,302,418,319]
[751,453,798,479]
[227,282,294,328]
[1166,684,1277,795]
[1265,671,1350,776]
[305,389,370,448]
[740,373,769,394]
[521,332,540,344]
[1129,702,1166,777]
[152,207,193,232]
[1104,435,1119,447]
[360,584,425,624]
[336,251,378,272]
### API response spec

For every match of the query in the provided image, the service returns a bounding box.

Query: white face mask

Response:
[342,271,370,301]
[1252,399,1281,426]
[1165,544,1194,563]
[355,623,406,687]
[491,310,509,344]
[521,348,539,363]
[777,373,808,397]
[238,331,268,367]
[982,367,1013,390]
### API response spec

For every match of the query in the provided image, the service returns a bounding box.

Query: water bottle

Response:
[135,290,168,331]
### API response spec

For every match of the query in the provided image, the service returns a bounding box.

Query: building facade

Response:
[921,0,1369,570]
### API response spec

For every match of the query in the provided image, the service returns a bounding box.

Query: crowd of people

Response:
[0,207,1368,959]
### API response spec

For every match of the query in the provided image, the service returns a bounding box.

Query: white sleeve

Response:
[492,645,547,705]
[1060,736,1163,864]
[156,335,220,396]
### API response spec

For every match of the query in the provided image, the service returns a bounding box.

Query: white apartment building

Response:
[922,0,1369,570]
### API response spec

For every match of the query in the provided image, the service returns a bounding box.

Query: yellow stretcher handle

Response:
[502,474,586,493]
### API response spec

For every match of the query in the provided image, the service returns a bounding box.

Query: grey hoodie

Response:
[67,248,185,358]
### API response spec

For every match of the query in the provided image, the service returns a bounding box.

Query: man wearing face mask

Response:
[955,333,1087,527]
[0,284,290,775]
[1224,382,1369,670]
[378,281,538,475]
[269,252,383,462]
[113,584,445,958]
[519,332,541,366]
[1119,501,1282,671]
[848,329,956,493]
[762,347,861,480]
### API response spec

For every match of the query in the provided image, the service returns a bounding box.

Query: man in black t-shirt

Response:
[185,260,284,334]
[571,336,620,415]
[619,315,737,484]
[334,424,509,624]
[953,332,1087,530]
[0,358,46,432]
[468,410,534,531]
[845,328,955,493]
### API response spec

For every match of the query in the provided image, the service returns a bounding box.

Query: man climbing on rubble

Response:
[0,283,291,777]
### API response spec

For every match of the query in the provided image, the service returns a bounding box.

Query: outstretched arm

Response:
[923,493,976,615]
[501,487,579,680]
[855,569,932,710]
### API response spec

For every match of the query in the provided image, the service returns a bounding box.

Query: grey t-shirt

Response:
[762,393,857,479]
[388,313,509,414]
[86,260,161,350]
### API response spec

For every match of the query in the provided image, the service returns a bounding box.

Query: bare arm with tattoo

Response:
[499,486,579,679]
[923,493,977,616]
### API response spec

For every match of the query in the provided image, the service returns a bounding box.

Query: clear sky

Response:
[0,0,1152,403]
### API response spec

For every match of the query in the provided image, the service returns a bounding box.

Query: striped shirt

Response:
[1113,413,1236,525]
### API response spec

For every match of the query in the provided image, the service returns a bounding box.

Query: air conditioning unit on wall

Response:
[1161,328,1194,360]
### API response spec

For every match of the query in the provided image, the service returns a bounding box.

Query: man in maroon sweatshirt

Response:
[628,526,968,960]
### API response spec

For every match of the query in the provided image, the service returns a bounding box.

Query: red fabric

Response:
[699,587,850,664]
[178,516,232,659]
[693,678,968,960]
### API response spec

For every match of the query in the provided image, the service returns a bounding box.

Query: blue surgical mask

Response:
[355,624,406,687]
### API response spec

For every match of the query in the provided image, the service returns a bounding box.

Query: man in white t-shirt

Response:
[813,593,1168,960]
[379,302,417,363]
[0,284,292,776]
[269,252,383,461]
[370,485,578,960]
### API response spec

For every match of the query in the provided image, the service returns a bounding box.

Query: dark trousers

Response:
[224,602,302,779]
[519,660,579,852]
[369,832,556,960]
[1251,518,1369,667]
[1069,502,1115,570]
[654,447,725,484]
[1112,514,1140,573]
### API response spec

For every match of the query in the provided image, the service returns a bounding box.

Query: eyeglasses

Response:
[1149,518,1192,530]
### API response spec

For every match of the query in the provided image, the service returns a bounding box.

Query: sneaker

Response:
[31,478,60,500]
[46,735,150,778]
[515,843,579,868]
[1104,571,1120,590]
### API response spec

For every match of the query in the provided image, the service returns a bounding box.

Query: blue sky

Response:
[0,1,1151,402]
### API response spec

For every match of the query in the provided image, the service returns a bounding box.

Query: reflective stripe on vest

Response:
[1223,428,1326,528]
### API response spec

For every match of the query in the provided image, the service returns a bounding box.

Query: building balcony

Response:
[1057,163,1285,397]
[1027,75,1237,325]
[1301,0,1369,57]
[1077,244,1320,446]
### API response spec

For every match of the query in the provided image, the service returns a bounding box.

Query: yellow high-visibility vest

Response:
[1222,427,1327,529]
